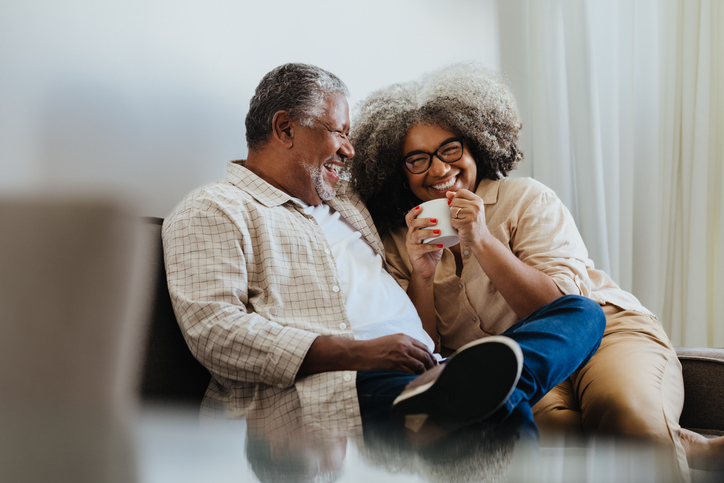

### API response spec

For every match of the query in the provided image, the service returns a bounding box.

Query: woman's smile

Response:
[402,124,478,202]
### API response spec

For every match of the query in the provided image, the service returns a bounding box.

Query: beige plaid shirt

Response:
[386,177,653,355]
[162,160,385,438]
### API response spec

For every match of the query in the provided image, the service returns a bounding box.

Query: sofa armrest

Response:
[676,347,724,435]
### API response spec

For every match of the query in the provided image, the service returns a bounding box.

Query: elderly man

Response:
[162,63,605,443]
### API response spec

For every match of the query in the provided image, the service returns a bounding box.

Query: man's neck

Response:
[245,150,289,194]
[245,148,325,206]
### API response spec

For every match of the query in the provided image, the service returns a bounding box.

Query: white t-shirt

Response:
[302,202,438,355]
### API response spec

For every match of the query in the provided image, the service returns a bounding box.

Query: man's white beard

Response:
[310,165,336,201]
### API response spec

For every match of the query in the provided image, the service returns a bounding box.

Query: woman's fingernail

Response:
[415,206,421,210]
[437,245,444,249]
[448,199,452,205]
[430,218,437,224]
[433,229,441,235]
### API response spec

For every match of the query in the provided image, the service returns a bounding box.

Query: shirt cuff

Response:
[550,273,587,297]
[259,326,319,389]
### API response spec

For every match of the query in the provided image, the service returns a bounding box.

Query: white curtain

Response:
[498,0,724,347]
[659,0,724,346]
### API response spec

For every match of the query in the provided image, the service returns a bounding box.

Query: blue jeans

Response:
[356,295,606,441]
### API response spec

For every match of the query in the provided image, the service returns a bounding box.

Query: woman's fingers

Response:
[404,205,422,227]
[447,191,490,246]
[449,191,483,218]
[406,206,442,245]
[448,188,475,201]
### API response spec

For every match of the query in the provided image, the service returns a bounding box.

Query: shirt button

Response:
[343,373,352,382]
[464,250,470,256]
[472,316,478,322]
[333,286,340,292]
[324,248,331,255]
[339,322,347,330]
[458,283,463,289]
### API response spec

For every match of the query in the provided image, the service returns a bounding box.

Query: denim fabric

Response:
[357,370,417,428]
[356,295,606,441]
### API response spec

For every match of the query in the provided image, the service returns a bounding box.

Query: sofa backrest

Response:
[139,217,211,405]
[676,347,724,435]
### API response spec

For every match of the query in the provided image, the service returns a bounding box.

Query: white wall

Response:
[1,0,501,217]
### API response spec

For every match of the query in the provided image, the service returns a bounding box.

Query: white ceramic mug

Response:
[418,198,460,248]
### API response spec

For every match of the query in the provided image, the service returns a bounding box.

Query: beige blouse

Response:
[385,177,652,354]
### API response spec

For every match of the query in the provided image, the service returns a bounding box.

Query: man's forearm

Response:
[298,333,437,376]
[298,336,360,375]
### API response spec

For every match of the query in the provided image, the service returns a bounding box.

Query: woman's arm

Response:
[448,190,564,319]
[468,228,564,318]
[400,206,445,343]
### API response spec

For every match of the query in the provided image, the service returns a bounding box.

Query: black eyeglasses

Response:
[402,138,464,174]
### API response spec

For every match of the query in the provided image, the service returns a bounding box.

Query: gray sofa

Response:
[139,217,724,440]
[677,347,724,438]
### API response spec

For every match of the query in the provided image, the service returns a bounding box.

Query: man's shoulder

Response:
[170,180,247,216]
[162,179,260,237]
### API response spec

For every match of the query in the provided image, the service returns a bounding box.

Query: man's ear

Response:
[271,111,294,148]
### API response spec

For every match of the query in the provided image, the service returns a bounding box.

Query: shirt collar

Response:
[225,159,350,210]
[475,178,503,205]
[225,159,300,208]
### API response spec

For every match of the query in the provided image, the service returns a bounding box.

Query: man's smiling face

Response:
[290,94,355,205]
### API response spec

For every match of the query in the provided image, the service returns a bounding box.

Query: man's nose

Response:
[340,137,355,159]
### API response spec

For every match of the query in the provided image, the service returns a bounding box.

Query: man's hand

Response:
[299,333,437,376]
[358,334,438,374]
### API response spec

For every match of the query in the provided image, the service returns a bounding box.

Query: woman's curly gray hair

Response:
[346,63,523,234]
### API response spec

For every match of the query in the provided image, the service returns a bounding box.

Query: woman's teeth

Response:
[324,162,339,173]
[431,177,456,191]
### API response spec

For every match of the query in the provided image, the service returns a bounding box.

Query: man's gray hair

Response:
[245,63,349,150]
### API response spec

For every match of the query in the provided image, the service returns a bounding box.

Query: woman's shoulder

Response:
[503,176,555,193]
[478,176,558,203]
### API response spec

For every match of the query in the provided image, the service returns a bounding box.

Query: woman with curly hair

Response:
[347,63,721,475]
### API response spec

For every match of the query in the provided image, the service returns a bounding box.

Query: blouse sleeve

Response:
[508,184,595,298]
[381,227,414,292]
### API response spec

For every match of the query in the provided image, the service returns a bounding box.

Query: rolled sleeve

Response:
[261,326,319,388]
[511,188,594,297]
[549,271,588,297]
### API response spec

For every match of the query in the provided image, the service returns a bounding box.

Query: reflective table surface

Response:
[134,405,720,483]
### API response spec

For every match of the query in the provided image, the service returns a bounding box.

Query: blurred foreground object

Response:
[0,194,152,483]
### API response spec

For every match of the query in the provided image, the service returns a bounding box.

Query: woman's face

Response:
[401,124,478,203]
